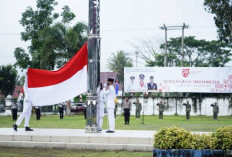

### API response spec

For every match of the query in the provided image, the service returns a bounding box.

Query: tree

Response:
[14,0,87,70]
[204,0,232,44]
[159,36,231,67]
[61,5,76,24]
[36,22,87,69]
[0,65,17,97]
[107,51,133,83]
[135,36,231,67]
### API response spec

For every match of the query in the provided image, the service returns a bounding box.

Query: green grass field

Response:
[0,114,231,131]
[0,147,151,157]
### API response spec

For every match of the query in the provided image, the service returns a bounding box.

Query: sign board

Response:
[124,67,232,93]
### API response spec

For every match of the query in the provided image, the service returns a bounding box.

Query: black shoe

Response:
[25,127,33,131]
[97,128,102,132]
[106,130,115,133]
[13,124,17,131]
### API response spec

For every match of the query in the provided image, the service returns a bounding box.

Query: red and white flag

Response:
[25,42,88,106]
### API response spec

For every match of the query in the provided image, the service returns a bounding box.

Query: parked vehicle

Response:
[0,104,5,113]
[71,102,86,114]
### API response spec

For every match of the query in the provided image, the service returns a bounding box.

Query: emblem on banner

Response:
[182,69,190,78]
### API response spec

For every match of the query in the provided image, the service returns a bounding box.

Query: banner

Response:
[124,67,232,93]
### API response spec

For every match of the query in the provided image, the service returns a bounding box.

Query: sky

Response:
[0,0,218,73]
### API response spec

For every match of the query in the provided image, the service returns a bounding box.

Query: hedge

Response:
[154,125,232,150]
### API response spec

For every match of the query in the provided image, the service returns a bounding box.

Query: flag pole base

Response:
[85,94,98,133]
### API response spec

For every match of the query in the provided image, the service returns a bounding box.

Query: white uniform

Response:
[103,85,116,131]
[16,76,33,127]
[97,88,105,129]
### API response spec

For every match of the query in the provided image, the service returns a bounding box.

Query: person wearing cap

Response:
[123,97,132,125]
[103,78,116,133]
[211,102,219,120]
[35,106,41,120]
[126,76,136,92]
[183,101,191,120]
[11,100,18,121]
[138,74,147,92]
[147,76,157,91]
[59,102,65,119]
[157,101,165,119]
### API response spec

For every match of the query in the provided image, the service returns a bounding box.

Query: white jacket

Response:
[103,85,116,109]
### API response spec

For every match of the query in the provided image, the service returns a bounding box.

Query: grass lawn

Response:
[0,114,231,132]
[0,147,151,157]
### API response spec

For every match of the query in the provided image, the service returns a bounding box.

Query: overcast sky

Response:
[0,0,218,73]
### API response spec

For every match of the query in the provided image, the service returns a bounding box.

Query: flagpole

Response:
[85,0,101,133]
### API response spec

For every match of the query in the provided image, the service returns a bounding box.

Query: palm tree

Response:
[107,51,133,84]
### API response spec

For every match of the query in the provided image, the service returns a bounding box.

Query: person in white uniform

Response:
[96,83,105,131]
[103,78,116,133]
[13,74,33,131]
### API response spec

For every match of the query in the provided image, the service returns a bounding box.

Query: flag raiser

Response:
[25,42,88,106]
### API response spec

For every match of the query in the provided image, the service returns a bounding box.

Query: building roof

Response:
[100,72,122,91]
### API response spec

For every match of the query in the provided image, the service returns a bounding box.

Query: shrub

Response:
[154,126,232,150]
[191,134,211,149]
[154,126,192,149]
[211,126,232,150]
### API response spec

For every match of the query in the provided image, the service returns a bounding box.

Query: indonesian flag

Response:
[25,42,88,106]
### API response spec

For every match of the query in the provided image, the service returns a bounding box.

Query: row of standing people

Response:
[121,99,220,123]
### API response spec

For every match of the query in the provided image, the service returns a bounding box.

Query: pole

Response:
[181,23,185,67]
[135,51,138,67]
[164,25,167,67]
[86,0,100,133]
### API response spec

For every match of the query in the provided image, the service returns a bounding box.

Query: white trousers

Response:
[16,100,33,127]
[97,107,104,129]
[107,108,115,131]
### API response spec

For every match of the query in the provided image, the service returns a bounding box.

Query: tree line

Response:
[0,0,231,97]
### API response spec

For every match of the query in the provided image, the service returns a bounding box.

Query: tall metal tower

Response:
[85,0,101,133]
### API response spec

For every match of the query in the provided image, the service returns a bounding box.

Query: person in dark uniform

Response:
[147,76,157,90]
[59,103,65,119]
[11,100,18,121]
[133,98,142,121]
[35,106,41,120]
[157,101,164,119]
[211,102,219,120]
[114,103,118,118]
[123,97,131,125]
[83,102,87,119]
[183,101,191,120]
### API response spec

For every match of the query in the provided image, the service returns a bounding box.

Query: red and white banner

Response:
[124,67,232,93]
[25,43,88,106]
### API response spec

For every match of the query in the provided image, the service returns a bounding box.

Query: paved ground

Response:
[0,128,155,137]
[0,128,212,152]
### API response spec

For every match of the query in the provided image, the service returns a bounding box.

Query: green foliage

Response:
[14,47,30,69]
[14,0,87,70]
[204,0,232,44]
[154,126,192,149]
[158,36,231,67]
[107,51,133,84]
[154,126,232,150]
[0,65,17,97]
[191,134,211,149]
[16,75,25,86]
[61,5,76,24]
[211,125,232,150]
[137,36,231,67]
